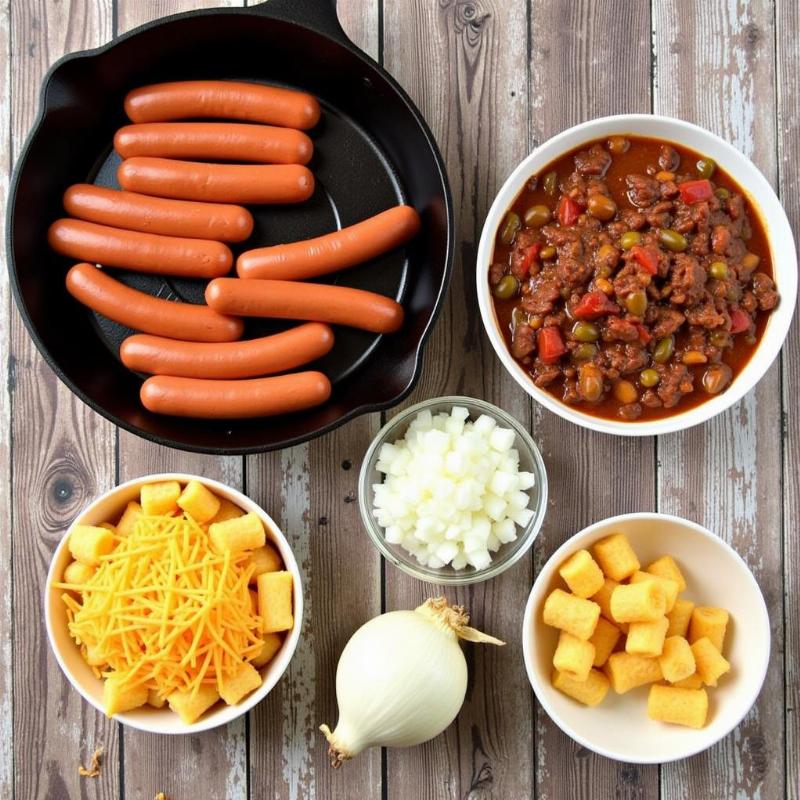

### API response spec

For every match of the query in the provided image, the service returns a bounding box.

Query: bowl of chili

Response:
[477,114,796,435]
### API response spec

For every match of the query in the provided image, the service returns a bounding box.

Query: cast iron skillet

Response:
[7,0,453,455]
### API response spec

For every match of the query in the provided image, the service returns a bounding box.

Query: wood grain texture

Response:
[382,2,535,798]
[9,2,120,798]
[528,2,658,797]
[247,3,383,797]
[776,0,799,798]
[651,0,785,798]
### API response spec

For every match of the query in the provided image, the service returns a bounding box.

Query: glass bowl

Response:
[358,395,548,585]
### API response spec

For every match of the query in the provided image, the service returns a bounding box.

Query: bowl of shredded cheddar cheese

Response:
[45,473,303,733]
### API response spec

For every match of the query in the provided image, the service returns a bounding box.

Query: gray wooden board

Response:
[2,0,796,798]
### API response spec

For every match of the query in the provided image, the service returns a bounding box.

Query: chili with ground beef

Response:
[489,135,779,421]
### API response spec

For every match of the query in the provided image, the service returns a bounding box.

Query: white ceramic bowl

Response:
[477,114,797,436]
[522,513,770,763]
[45,473,303,734]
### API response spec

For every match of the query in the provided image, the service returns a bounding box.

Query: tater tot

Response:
[604,652,663,694]
[691,637,731,687]
[646,555,687,592]
[589,617,621,668]
[610,581,666,624]
[591,533,640,581]
[590,577,619,621]
[559,549,605,598]
[666,598,695,638]
[659,636,696,683]
[626,616,669,658]
[543,588,601,641]
[688,607,729,653]
[552,668,610,707]
[672,672,704,690]
[553,631,595,682]
[647,685,708,728]
[629,570,680,612]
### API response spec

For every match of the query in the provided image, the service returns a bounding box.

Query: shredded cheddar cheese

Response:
[78,746,103,778]
[55,510,265,711]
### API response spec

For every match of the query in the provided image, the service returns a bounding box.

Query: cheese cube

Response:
[209,513,265,555]
[248,544,283,583]
[666,598,695,638]
[553,631,595,682]
[257,571,294,633]
[219,661,262,705]
[659,636,696,683]
[69,525,114,566]
[63,560,96,586]
[168,685,220,724]
[610,581,666,623]
[604,652,663,693]
[626,616,669,658]
[542,589,600,641]
[116,501,142,537]
[177,480,221,524]
[140,480,181,516]
[647,685,708,729]
[691,637,731,687]
[688,607,729,653]
[103,677,148,717]
[591,533,640,581]
[629,570,679,612]
[559,549,605,599]
[552,668,610,707]
[588,617,621,668]
[646,555,687,592]
[251,633,283,668]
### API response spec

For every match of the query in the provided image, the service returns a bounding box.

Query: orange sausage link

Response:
[237,205,421,280]
[65,263,243,342]
[64,184,253,242]
[114,122,313,165]
[118,157,314,205]
[49,218,233,278]
[120,322,334,379]
[205,278,404,334]
[124,80,321,130]
[140,371,332,419]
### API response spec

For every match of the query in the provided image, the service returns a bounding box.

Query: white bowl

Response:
[522,513,770,763]
[45,473,303,734]
[477,114,797,436]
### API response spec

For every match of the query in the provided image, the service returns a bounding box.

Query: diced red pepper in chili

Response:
[519,243,541,275]
[538,326,566,364]
[573,290,620,320]
[678,179,713,205]
[630,245,659,275]
[557,195,582,226]
[635,323,652,344]
[729,307,751,334]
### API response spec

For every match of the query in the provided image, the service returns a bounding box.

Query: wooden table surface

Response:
[1,0,798,798]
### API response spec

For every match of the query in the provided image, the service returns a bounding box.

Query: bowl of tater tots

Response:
[522,513,770,763]
[45,473,303,733]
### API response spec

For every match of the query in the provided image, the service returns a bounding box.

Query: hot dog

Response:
[124,80,321,130]
[118,158,314,205]
[114,122,313,165]
[49,218,233,279]
[64,184,253,242]
[120,322,334,379]
[66,263,243,342]
[140,371,332,419]
[205,278,404,334]
[237,205,421,280]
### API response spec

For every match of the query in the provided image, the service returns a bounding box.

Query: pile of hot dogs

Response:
[48,80,420,420]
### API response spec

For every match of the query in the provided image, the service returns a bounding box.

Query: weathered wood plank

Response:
[0,0,13,794]
[527,2,659,797]
[776,0,799,798]
[382,2,535,798]
[113,3,247,800]
[9,2,119,797]
[247,2,383,799]
[651,1,785,798]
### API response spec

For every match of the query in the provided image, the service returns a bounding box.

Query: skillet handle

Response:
[247,0,349,43]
